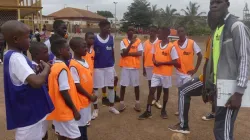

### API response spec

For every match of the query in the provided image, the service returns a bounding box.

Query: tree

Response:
[181,1,206,26]
[123,0,152,29]
[161,5,179,27]
[150,4,162,27]
[97,11,114,18]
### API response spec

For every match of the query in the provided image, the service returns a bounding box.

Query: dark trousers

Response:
[178,77,203,128]
[214,107,239,140]
[79,126,88,140]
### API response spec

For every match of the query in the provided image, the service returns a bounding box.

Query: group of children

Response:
[2,18,214,140]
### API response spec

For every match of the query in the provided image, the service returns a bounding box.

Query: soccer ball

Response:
[171,133,189,140]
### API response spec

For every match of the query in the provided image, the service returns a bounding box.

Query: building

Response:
[0,0,43,30]
[48,7,106,33]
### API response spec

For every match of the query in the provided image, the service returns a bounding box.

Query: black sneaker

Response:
[115,94,120,102]
[102,97,110,106]
[161,111,168,119]
[168,123,190,134]
[202,113,215,121]
[138,111,152,120]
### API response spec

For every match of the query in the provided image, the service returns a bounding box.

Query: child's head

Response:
[158,27,170,41]
[177,26,186,39]
[53,20,67,38]
[70,37,88,57]
[127,26,135,38]
[1,20,30,51]
[149,26,158,39]
[85,32,95,47]
[29,42,49,62]
[99,20,111,35]
[51,39,70,61]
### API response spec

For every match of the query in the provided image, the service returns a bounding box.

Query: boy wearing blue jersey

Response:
[2,20,54,140]
[92,20,120,119]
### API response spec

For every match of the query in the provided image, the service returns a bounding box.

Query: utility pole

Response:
[113,2,118,37]
[86,5,89,11]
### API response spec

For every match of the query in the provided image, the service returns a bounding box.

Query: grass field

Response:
[0,36,250,140]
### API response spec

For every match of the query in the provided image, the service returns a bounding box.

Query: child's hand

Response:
[40,60,51,71]
[90,95,98,102]
[73,111,81,121]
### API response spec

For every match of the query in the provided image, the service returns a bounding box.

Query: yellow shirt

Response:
[213,25,225,83]
[198,36,212,82]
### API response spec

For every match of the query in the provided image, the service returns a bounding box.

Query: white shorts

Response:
[94,67,115,88]
[77,105,91,127]
[151,74,172,89]
[113,67,117,77]
[120,68,140,87]
[176,72,192,87]
[53,119,81,139]
[145,67,153,80]
[15,119,48,140]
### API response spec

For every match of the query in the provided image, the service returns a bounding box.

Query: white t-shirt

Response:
[179,38,201,54]
[44,39,51,54]
[70,59,89,84]
[8,51,35,86]
[151,44,179,60]
[54,60,70,91]
[120,39,143,51]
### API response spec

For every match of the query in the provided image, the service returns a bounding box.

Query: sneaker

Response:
[109,107,120,115]
[168,123,190,134]
[152,99,156,105]
[102,97,110,106]
[161,111,168,119]
[91,109,99,120]
[202,113,215,121]
[175,111,179,116]
[118,103,126,112]
[115,94,120,102]
[134,103,141,112]
[138,111,152,120]
[86,121,91,127]
[155,101,162,109]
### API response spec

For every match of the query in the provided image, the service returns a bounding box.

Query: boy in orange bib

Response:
[69,37,97,140]
[47,39,81,140]
[139,27,180,120]
[173,26,202,116]
[119,26,143,112]
[143,26,163,109]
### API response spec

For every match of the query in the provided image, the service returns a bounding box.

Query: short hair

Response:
[150,25,158,30]
[99,20,111,28]
[53,20,65,30]
[29,42,47,58]
[51,39,67,56]
[177,26,186,30]
[127,26,135,32]
[69,37,85,50]
[85,32,94,39]
[160,27,170,33]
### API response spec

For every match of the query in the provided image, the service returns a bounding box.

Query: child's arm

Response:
[127,42,143,57]
[143,51,146,76]
[157,46,180,68]
[59,69,80,120]
[70,67,97,102]
[121,37,137,55]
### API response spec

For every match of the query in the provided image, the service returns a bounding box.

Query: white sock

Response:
[120,101,124,104]
[136,100,140,104]
[93,89,99,104]
[108,88,115,103]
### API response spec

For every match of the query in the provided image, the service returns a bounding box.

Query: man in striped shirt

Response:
[208,0,250,140]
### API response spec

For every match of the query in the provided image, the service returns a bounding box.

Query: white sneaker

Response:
[91,109,99,120]
[155,101,162,109]
[109,107,120,115]
[152,100,156,105]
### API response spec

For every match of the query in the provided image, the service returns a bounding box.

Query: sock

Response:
[120,101,124,104]
[102,92,107,98]
[146,104,151,112]
[93,90,99,104]
[136,100,140,104]
[108,88,115,103]
[162,101,167,112]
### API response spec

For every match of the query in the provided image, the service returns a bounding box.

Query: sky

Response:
[42,0,248,19]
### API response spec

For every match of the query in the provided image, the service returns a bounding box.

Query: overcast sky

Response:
[42,0,248,19]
